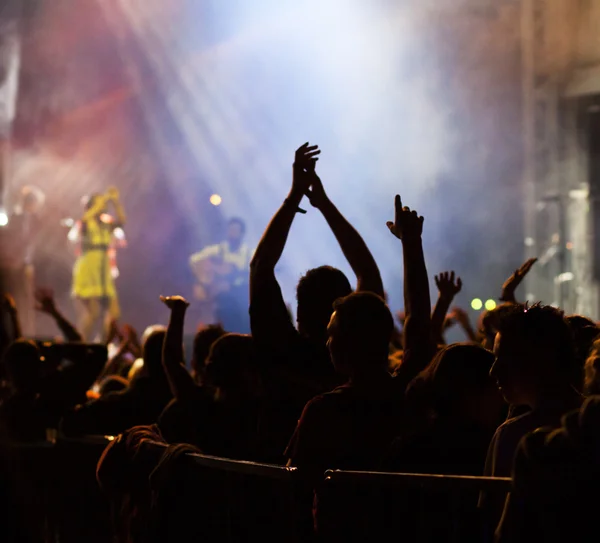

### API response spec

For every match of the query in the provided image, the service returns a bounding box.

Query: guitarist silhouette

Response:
[189,217,253,333]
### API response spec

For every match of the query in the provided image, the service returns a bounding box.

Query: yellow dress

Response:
[71,218,116,300]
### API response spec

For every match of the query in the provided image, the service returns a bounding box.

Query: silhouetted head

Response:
[140,326,167,379]
[490,303,575,408]
[584,337,600,395]
[566,315,599,386]
[204,334,257,393]
[191,324,226,383]
[296,266,352,343]
[3,339,42,393]
[408,343,504,425]
[477,302,516,350]
[327,291,393,377]
[227,217,246,249]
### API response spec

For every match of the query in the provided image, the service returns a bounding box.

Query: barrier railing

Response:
[8,437,512,543]
[150,448,301,543]
[325,468,512,491]
[321,469,512,543]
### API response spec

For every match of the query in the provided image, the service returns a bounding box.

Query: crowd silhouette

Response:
[1,143,597,542]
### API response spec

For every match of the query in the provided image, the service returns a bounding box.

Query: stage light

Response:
[210,194,222,206]
[471,298,483,311]
[485,299,497,311]
[0,209,8,227]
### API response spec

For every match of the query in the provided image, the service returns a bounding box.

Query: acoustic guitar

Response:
[190,257,247,304]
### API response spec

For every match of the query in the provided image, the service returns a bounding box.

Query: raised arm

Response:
[430,271,462,345]
[83,193,109,222]
[35,287,82,342]
[500,257,537,303]
[106,187,126,227]
[450,306,478,342]
[249,144,319,350]
[387,195,434,386]
[250,143,319,277]
[305,170,384,297]
[160,295,196,402]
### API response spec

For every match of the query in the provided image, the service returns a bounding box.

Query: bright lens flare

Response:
[485,299,497,311]
[0,211,8,227]
[471,298,483,311]
[210,194,222,206]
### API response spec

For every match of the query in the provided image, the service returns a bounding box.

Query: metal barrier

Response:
[157,450,301,543]
[8,437,513,543]
[321,469,512,543]
[189,451,297,479]
[324,469,512,491]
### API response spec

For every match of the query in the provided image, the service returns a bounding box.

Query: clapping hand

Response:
[292,143,321,195]
[435,271,462,300]
[386,194,424,240]
[305,170,329,210]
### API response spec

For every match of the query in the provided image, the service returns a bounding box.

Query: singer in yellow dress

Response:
[70,187,126,341]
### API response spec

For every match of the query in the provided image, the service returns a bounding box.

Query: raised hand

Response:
[500,257,537,302]
[305,171,329,210]
[34,287,57,314]
[448,306,478,342]
[386,194,424,241]
[160,295,190,311]
[292,143,320,194]
[435,271,462,300]
[449,306,470,326]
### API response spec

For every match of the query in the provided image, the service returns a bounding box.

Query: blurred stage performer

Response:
[68,186,126,341]
[189,217,253,333]
[1,185,45,336]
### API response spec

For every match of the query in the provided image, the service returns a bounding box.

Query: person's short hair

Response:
[296,266,352,328]
[407,343,495,415]
[478,302,516,340]
[332,291,394,360]
[566,315,599,355]
[228,217,246,235]
[192,324,226,369]
[204,333,254,388]
[142,326,167,376]
[496,302,575,375]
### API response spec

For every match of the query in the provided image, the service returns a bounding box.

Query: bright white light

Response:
[210,194,222,206]
[0,210,8,227]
